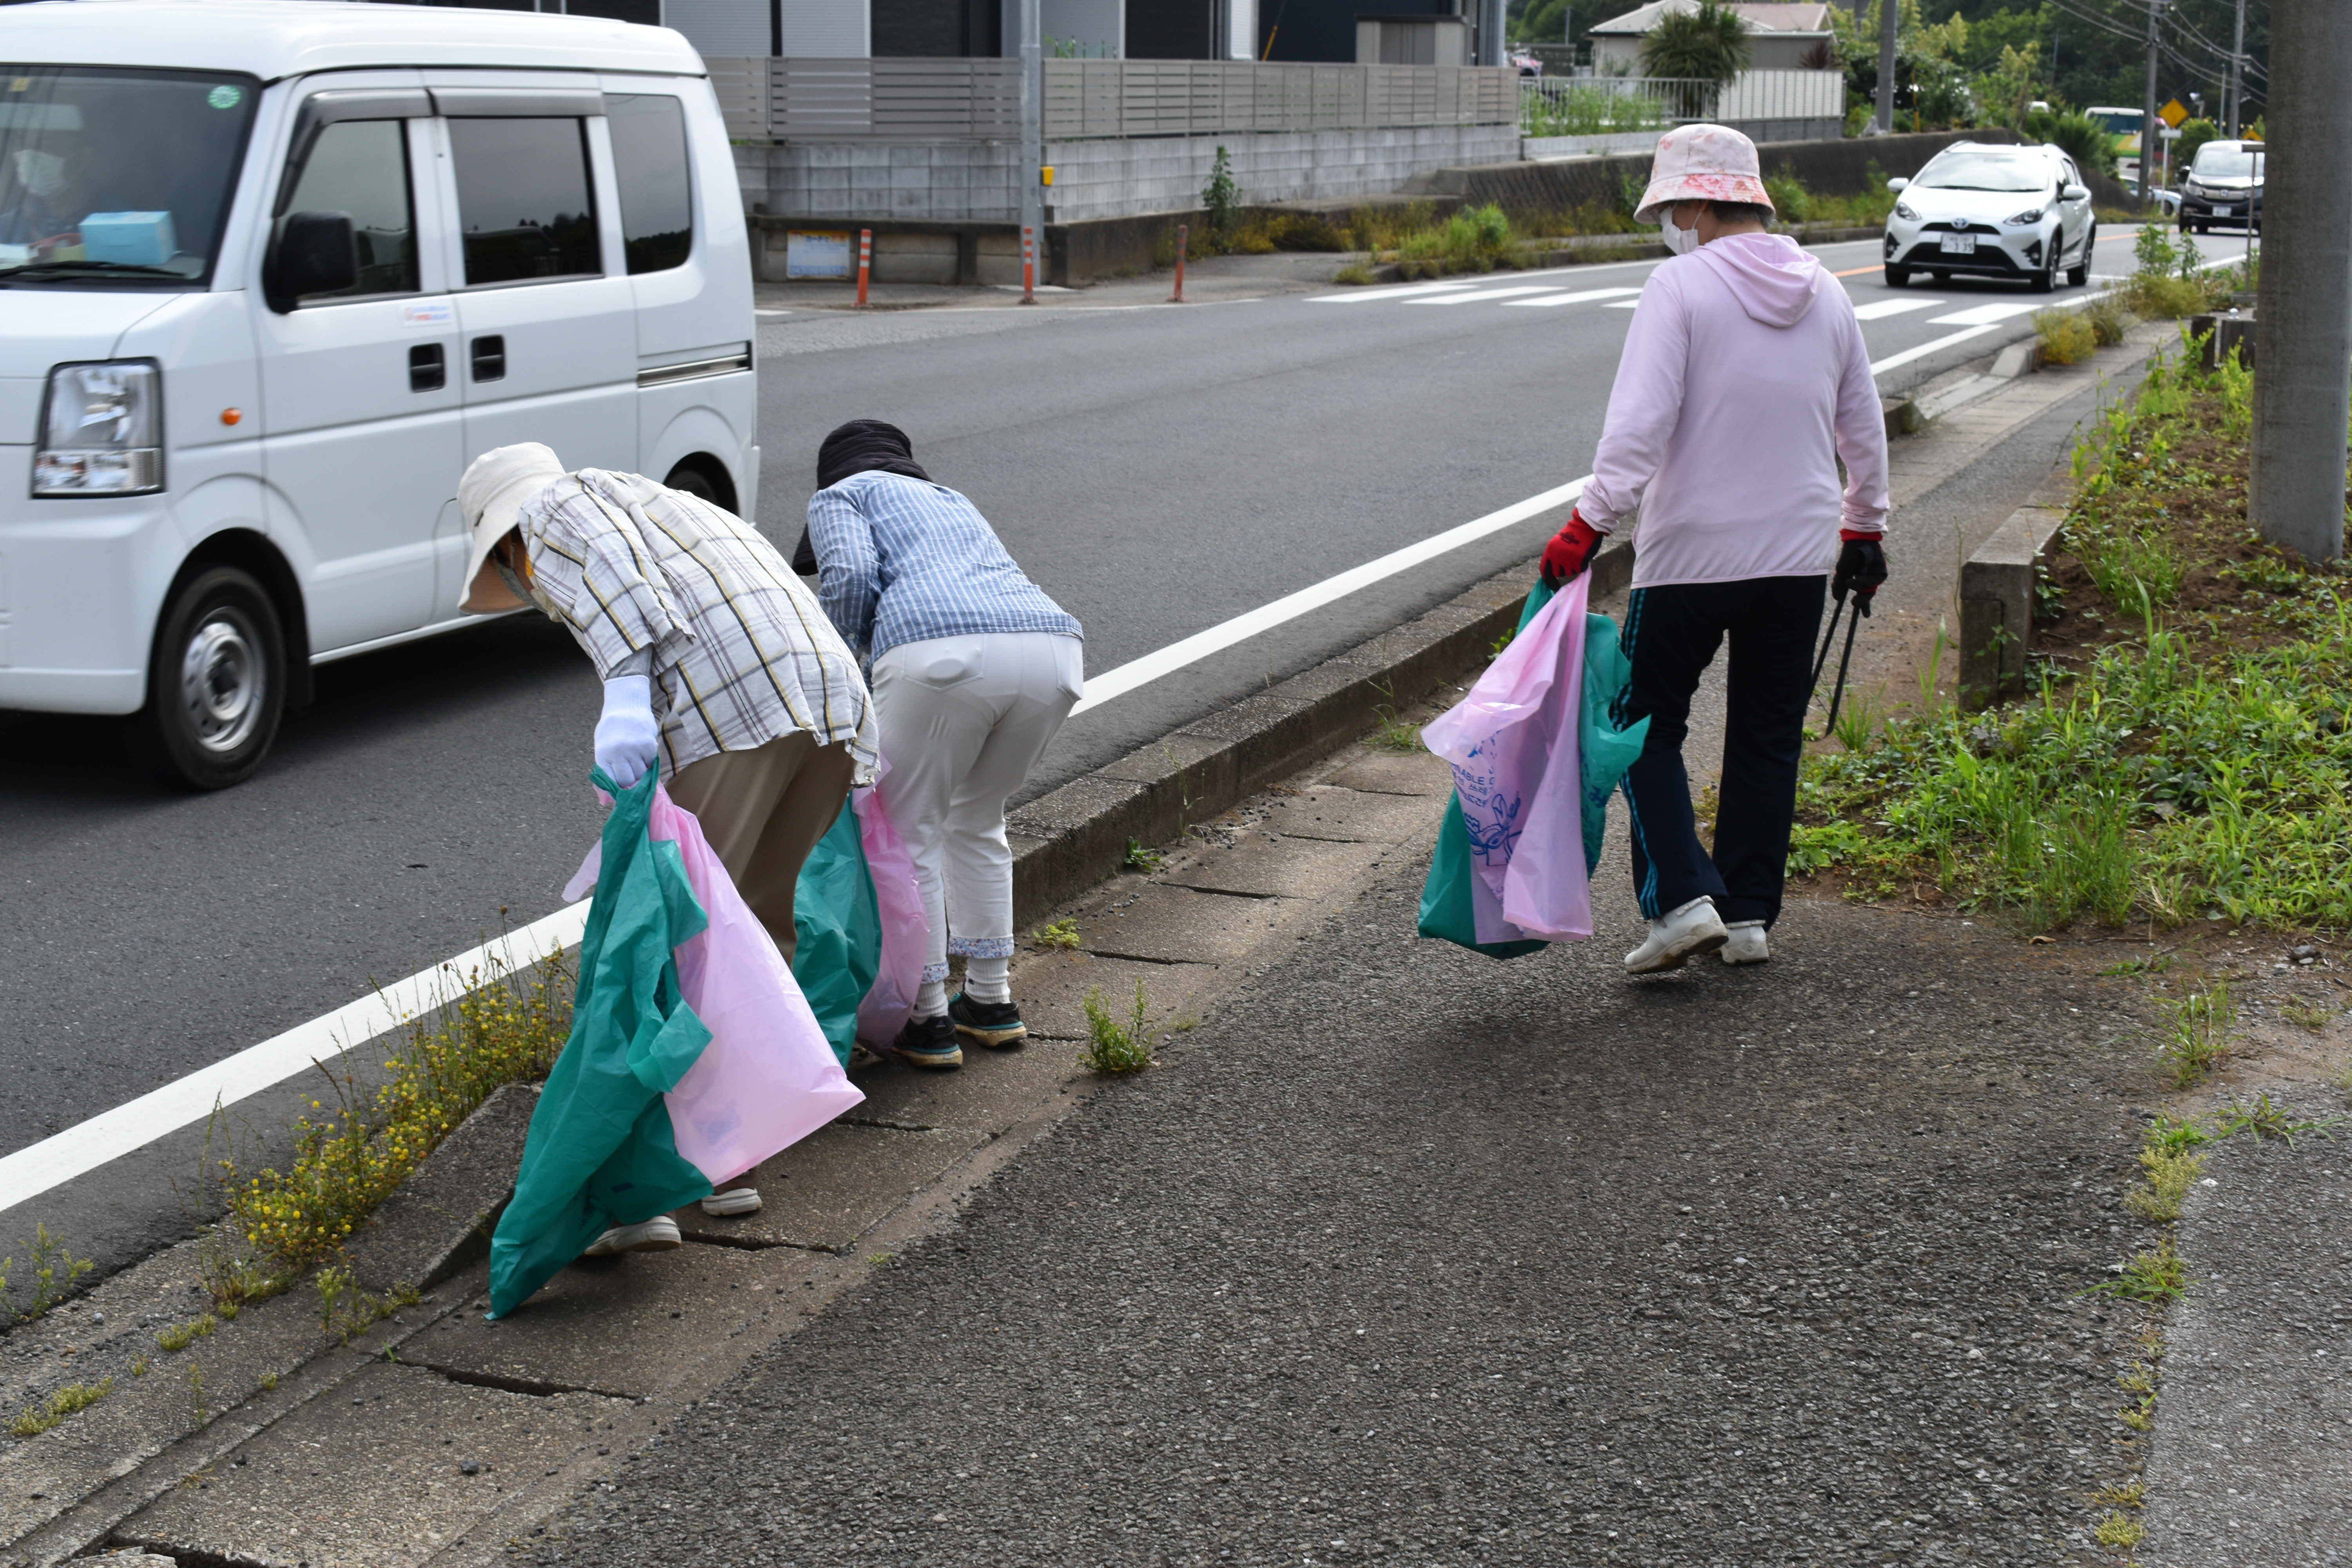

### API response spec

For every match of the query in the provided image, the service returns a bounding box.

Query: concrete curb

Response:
[1004,535,1632,928]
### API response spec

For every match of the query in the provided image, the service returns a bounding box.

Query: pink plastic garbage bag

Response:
[853,773,930,1045]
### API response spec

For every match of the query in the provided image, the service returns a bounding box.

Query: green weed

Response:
[2085,1239,2189,1305]
[2156,984,2235,1087]
[2088,1476,2146,1510]
[2094,1509,2147,1547]
[129,1357,149,1378]
[0,1223,95,1323]
[1080,980,1156,1074]
[1123,838,1165,873]
[2281,998,2336,1030]
[1521,83,1665,138]
[259,1371,278,1391]
[1330,260,1376,286]
[2125,1139,2205,1221]
[2209,1090,2340,1146]
[2098,953,2173,977]
[2034,307,2098,366]
[2084,288,2133,347]
[316,1266,418,1346]
[1031,918,1082,952]
[1367,707,1423,753]
[8,1377,113,1438]
[154,1315,216,1354]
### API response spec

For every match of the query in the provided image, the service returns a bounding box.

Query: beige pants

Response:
[667,733,857,968]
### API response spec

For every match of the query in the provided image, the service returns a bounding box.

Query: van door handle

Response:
[471,336,506,383]
[409,343,445,393]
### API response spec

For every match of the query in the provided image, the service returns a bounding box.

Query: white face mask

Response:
[12,149,67,200]
[1659,207,1700,256]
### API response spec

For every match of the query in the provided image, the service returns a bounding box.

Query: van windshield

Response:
[0,67,258,284]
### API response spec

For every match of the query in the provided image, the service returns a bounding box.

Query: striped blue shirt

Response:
[807,471,1082,660]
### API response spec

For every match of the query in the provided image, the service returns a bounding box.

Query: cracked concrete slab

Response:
[1011,953,1224,1043]
[1318,748,1454,797]
[1081,885,1310,964]
[1162,834,1386,901]
[120,1360,626,1568]
[1256,784,1443,844]
[842,1036,1089,1134]
[667,1123,987,1254]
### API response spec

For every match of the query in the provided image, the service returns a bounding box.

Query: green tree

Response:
[1640,0,1751,86]
[2174,116,2219,168]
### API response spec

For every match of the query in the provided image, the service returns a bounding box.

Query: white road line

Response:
[1503,286,1644,309]
[1603,299,1642,309]
[1406,285,1570,306]
[1867,323,2000,376]
[0,909,588,1217]
[1068,475,1590,717]
[1927,301,2048,325]
[1308,281,1479,304]
[1850,297,1948,320]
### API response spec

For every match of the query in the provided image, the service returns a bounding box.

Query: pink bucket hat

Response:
[1632,123,1775,225]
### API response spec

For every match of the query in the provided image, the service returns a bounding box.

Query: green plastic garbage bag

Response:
[791,802,880,1069]
[1417,573,1648,956]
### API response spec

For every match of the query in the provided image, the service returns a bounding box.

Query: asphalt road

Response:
[0,224,2239,1278]
[526,850,2161,1568]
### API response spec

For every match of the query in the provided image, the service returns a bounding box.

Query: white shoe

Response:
[1623,897,1729,975]
[1720,920,1769,965]
[584,1216,682,1257]
[699,1187,762,1217]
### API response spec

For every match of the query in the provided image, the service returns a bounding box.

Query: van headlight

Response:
[34,361,163,497]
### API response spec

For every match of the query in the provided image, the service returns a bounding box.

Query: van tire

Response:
[140,566,286,790]
[663,460,731,514]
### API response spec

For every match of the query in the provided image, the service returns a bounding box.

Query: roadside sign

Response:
[2159,98,2189,128]
[786,230,853,279]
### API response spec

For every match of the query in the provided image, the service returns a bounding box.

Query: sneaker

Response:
[1720,920,1770,965]
[948,992,1028,1049]
[891,1012,963,1070]
[699,1187,762,1217]
[583,1215,682,1257]
[1623,896,1729,975]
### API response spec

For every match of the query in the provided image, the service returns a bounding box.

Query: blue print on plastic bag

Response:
[1447,734,1525,868]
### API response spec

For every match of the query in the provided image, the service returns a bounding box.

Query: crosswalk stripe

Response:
[1406,285,1570,305]
[1849,298,1948,320]
[1927,301,2048,325]
[1307,281,1479,303]
[1502,286,1644,309]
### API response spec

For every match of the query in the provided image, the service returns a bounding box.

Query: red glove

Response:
[1539,511,1605,587]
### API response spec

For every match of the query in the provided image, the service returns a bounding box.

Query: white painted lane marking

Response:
[1406,285,1570,306]
[1069,475,1590,717]
[0,907,589,1217]
[1603,299,1642,308]
[1502,286,1644,309]
[1307,281,1479,303]
[1927,301,2047,325]
[1850,297,1949,320]
[1867,323,2000,376]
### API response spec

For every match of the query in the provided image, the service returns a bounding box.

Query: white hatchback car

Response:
[1881,141,2096,292]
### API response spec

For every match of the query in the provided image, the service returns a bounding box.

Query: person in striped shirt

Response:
[457,442,877,1241]
[806,419,1084,1071]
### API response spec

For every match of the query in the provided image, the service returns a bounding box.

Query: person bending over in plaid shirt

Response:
[455,443,877,1247]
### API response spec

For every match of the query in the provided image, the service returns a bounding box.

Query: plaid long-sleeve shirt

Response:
[520,469,877,782]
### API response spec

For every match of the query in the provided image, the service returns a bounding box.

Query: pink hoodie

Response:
[1579,232,1889,589]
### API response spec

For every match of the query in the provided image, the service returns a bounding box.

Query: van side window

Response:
[606,94,692,274]
[279,119,417,299]
[447,117,599,285]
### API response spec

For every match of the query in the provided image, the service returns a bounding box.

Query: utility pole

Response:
[2139,0,2162,200]
[1873,0,1896,135]
[1478,0,1506,66]
[1018,0,1042,304]
[2249,0,2352,564]
[2225,0,2245,136]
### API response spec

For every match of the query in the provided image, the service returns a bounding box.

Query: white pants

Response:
[872,632,1082,1007]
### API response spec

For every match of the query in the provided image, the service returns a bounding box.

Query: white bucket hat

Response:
[456,443,566,614]
[1632,123,1775,225]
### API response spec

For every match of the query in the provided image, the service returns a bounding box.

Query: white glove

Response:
[594,675,661,789]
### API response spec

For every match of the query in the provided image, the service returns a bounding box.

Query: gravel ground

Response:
[526,863,2165,1567]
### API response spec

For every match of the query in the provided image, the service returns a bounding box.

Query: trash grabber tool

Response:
[1822,598,1864,736]
[1810,592,1847,694]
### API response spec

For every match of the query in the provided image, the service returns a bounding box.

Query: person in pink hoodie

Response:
[1535,123,1891,975]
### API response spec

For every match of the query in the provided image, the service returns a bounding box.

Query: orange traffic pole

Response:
[1020,225,1037,305]
[856,228,871,308]
[1169,223,1188,303]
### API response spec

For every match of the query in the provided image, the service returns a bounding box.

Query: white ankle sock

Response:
[963,956,1011,1004]
[914,979,948,1018]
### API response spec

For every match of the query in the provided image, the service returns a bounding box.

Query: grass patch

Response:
[2156,983,2235,1088]
[1520,83,1666,138]
[2033,307,2097,366]
[316,1265,419,1346]
[1123,837,1165,873]
[2281,998,2336,1030]
[191,944,574,1310]
[2088,1476,2145,1510]
[2085,1238,2189,1306]
[2094,1509,2147,1547]
[8,1377,113,1439]
[1080,980,1156,1074]
[2125,1131,2206,1221]
[154,1314,216,1354]
[2210,1089,2340,1145]
[1786,331,2352,936]
[1330,260,1377,287]
[0,1223,94,1323]
[1031,918,1082,952]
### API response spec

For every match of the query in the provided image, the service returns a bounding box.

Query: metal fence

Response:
[1519,70,1844,130]
[710,57,1522,141]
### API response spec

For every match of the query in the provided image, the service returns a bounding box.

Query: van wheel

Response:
[663,460,732,514]
[141,566,285,789]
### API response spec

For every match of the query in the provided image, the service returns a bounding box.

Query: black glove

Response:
[1833,534,1888,617]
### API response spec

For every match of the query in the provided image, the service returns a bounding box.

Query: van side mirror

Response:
[269,211,358,312]
[2062,183,2090,202]
[1885,176,1909,192]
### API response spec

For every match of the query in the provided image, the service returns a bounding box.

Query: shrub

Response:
[2038,108,2121,179]
[1641,0,1749,85]
[1081,980,1156,1074]
[2175,116,2219,170]
[2034,308,2098,365]
[2084,288,2132,347]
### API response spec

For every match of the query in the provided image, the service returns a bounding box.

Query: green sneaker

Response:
[891,1012,962,1070]
[948,992,1028,1049]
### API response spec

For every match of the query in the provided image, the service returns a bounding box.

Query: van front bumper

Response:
[0,458,181,715]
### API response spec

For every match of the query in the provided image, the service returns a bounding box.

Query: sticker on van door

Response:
[401,301,454,327]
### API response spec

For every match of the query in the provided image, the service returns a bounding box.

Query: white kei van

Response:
[0,0,756,786]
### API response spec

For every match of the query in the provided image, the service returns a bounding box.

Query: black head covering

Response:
[799,419,933,573]
[817,418,931,490]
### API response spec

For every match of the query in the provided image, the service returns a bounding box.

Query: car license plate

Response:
[1938,233,1976,254]
[2214,204,2234,216]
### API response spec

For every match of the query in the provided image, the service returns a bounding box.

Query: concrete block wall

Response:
[735,122,1523,226]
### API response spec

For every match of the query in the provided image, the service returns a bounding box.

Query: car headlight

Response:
[33,361,162,497]
[2004,207,2046,226]
[1894,200,1918,222]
